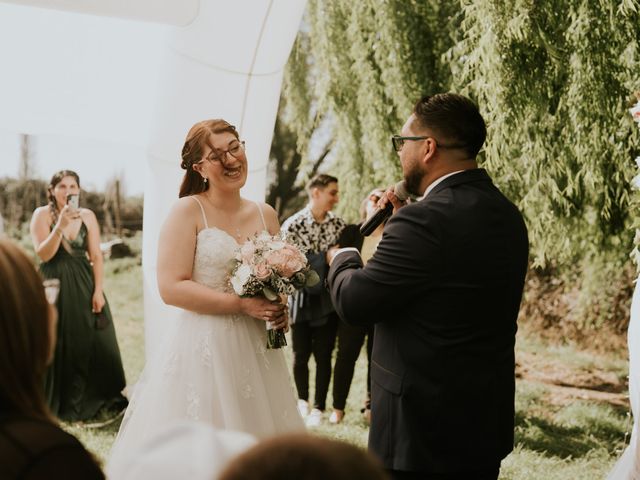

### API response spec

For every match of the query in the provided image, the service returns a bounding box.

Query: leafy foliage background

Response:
[274,0,640,334]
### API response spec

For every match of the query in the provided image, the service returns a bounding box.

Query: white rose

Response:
[267,240,286,251]
[231,264,252,295]
[230,275,244,295]
[257,231,272,243]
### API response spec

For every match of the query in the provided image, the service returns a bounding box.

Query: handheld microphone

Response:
[359,181,413,236]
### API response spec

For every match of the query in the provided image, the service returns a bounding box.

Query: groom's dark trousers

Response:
[328,169,529,477]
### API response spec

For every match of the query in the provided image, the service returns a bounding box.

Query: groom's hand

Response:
[327,246,361,267]
[326,246,340,266]
[379,186,407,214]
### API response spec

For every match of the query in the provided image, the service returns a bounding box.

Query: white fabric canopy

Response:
[0,0,306,359]
[0,0,199,25]
[0,4,169,143]
[142,0,306,357]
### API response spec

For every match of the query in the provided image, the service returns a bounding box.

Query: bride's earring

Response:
[203,177,208,184]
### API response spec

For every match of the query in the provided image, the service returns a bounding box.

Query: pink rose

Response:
[282,244,304,260]
[264,243,307,278]
[280,246,308,277]
[265,249,288,273]
[282,246,306,276]
[254,262,272,281]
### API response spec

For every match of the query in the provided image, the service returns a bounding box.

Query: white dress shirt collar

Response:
[422,170,465,199]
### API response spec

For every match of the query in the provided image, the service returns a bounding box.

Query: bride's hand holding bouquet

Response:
[230,232,319,349]
[239,296,288,330]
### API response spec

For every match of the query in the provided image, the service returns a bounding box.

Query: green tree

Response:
[300,0,461,217]
[267,29,332,221]
[282,0,640,330]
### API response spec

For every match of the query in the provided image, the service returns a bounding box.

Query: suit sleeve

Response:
[328,205,442,326]
[304,252,328,295]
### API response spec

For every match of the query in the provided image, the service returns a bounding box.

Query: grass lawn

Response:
[65,256,631,479]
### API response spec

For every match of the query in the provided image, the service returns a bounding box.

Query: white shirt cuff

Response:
[330,247,361,266]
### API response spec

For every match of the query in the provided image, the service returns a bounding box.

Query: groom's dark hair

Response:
[413,93,486,159]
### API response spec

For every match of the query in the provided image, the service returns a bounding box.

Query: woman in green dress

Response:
[29,170,127,421]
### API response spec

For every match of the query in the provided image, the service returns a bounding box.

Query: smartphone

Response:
[95,310,109,330]
[67,193,79,210]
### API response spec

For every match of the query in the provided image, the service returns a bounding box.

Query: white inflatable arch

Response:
[0,0,306,359]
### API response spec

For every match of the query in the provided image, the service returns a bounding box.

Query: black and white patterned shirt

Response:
[281,205,346,254]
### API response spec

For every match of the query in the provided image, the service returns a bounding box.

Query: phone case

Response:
[67,194,79,210]
[95,311,109,330]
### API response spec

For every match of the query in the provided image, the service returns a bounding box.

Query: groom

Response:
[327,93,529,480]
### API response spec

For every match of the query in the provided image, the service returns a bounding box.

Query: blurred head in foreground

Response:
[0,239,57,421]
[218,433,389,480]
[107,421,257,480]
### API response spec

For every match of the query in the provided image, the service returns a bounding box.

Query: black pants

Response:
[332,320,374,410]
[388,465,500,480]
[291,314,338,411]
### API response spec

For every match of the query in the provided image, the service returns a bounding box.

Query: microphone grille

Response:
[394,181,411,201]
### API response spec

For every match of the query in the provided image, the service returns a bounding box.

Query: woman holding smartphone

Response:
[30,170,127,421]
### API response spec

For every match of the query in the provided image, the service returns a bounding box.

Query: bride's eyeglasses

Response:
[43,279,60,305]
[205,141,246,163]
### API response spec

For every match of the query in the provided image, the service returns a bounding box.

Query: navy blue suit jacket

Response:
[328,169,529,473]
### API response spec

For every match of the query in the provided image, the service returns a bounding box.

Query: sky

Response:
[0,130,147,196]
[0,3,170,196]
[0,1,304,199]
[0,130,147,195]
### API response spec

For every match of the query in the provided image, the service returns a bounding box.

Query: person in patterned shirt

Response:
[281,174,346,427]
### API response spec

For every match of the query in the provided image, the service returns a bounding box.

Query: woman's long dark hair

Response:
[0,240,54,421]
[179,119,239,198]
[47,170,80,227]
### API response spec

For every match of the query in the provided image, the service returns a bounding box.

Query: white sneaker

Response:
[329,409,344,424]
[305,408,323,427]
[297,399,310,418]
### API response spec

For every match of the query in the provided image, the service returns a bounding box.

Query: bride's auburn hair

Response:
[179,119,240,198]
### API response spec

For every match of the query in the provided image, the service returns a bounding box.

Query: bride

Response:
[108,119,304,471]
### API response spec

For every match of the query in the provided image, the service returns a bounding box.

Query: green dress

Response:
[40,223,127,421]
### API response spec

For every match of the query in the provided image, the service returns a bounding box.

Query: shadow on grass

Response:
[514,401,628,459]
[63,403,125,442]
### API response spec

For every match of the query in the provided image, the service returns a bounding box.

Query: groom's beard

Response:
[404,164,424,197]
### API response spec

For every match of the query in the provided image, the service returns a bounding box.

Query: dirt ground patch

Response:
[516,351,629,408]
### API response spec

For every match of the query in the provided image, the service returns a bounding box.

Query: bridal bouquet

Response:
[230,232,319,349]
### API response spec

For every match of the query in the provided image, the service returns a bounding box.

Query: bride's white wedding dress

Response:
[107,200,304,473]
[607,280,640,480]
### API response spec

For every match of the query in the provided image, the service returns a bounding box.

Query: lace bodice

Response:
[192,227,239,292]
[189,196,269,293]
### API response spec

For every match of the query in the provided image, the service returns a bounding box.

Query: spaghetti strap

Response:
[255,202,268,231]
[190,196,209,229]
